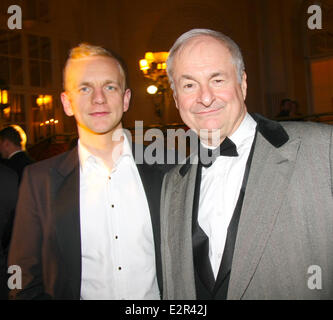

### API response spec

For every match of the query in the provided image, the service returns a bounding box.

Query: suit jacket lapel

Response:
[167,156,198,299]
[136,162,164,293]
[51,147,81,299]
[213,131,257,297]
[192,164,215,293]
[227,130,301,299]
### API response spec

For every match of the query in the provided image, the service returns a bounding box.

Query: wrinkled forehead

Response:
[64,56,126,91]
[173,36,235,71]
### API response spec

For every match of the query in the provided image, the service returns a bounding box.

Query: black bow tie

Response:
[199,137,238,168]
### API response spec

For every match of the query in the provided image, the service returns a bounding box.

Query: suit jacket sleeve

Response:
[8,166,50,299]
[0,166,18,249]
[330,125,333,196]
[0,165,18,298]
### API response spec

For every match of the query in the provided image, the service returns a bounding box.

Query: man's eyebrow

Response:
[78,81,92,87]
[180,75,196,81]
[78,80,120,87]
[179,72,228,81]
[210,72,228,79]
[103,80,120,86]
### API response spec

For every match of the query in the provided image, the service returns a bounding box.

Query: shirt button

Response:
[115,235,118,239]
[108,176,111,180]
[111,204,114,208]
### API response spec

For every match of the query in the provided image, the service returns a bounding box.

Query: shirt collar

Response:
[121,132,133,159]
[78,131,133,172]
[229,112,257,149]
[200,112,257,151]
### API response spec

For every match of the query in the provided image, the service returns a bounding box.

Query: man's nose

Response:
[92,87,106,104]
[198,84,215,107]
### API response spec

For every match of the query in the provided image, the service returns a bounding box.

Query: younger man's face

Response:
[61,56,131,137]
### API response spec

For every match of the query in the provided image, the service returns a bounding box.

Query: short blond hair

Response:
[63,43,127,91]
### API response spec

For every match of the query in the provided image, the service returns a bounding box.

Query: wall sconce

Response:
[139,52,170,119]
[0,89,9,106]
[0,87,10,117]
[36,95,56,136]
[36,95,52,107]
[0,85,10,123]
[40,120,59,126]
[139,52,169,81]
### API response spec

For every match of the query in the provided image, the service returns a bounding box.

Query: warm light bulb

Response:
[36,96,43,106]
[145,52,154,62]
[139,59,149,70]
[3,107,10,116]
[147,85,158,95]
[1,90,8,104]
[44,96,51,104]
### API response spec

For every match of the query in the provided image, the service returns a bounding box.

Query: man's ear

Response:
[61,92,74,116]
[123,88,131,113]
[241,72,247,101]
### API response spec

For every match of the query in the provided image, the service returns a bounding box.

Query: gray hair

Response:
[166,29,245,90]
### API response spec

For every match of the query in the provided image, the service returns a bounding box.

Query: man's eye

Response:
[184,83,194,89]
[213,79,224,84]
[79,87,90,93]
[105,85,116,91]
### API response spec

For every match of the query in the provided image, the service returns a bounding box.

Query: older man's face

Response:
[172,36,247,145]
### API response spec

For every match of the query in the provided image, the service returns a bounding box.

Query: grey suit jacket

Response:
[161,114,333,300]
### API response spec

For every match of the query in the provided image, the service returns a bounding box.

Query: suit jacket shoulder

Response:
[280,120,332,141]
[24,148,78,179]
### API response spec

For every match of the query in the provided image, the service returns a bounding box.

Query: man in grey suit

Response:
[161,29,333,300]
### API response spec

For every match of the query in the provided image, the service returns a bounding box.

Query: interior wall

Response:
[311,58,333,113]
[1,0,328,140]
[117,0,264,127]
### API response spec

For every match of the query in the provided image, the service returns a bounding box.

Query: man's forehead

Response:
[66,56,118,74]
[174,37,232,71]
[65,55,124,89]
[173,37,234,76]
[177,35,229,58]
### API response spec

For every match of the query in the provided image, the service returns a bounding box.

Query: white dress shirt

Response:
[198,113,257,278]
[79,134,160,300]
